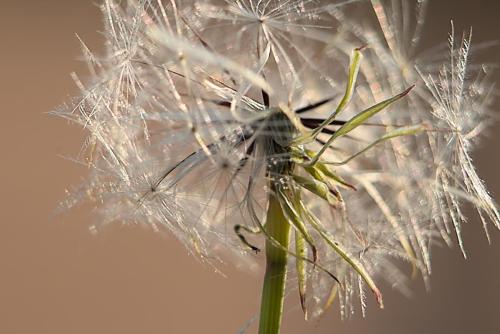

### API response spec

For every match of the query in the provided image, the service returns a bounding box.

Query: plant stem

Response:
[258,193,291,334]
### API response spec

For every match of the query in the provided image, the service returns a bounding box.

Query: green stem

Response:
[258,193,291,334]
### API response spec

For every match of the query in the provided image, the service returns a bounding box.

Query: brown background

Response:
[1,1,499,333]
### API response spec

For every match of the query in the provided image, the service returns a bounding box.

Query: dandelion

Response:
[55,0,499,333]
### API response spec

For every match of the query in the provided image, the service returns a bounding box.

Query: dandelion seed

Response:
[56,0,499,332]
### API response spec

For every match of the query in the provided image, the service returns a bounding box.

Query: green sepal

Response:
[276,188,318,263]
[292,174,339,206]
[304,149,357,191]
[297,201,384,308]
[295,230,309,319]
[305,85,415,166]
[323,124,425,166]
[293,47,364,145]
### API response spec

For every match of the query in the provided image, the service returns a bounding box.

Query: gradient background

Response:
[1,1,499,333]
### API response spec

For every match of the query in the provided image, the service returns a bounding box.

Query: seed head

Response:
[56,0,499,319]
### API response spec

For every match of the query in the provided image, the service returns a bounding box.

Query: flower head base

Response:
[57,0,499,321]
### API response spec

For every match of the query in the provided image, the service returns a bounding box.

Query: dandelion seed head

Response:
[57,0,499,319]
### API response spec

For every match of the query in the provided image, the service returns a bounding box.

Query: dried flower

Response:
[56,0,499,331]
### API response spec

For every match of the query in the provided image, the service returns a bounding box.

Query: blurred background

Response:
[1,1,499,333]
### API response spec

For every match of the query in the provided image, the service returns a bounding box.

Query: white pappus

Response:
[55,0,499,320]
